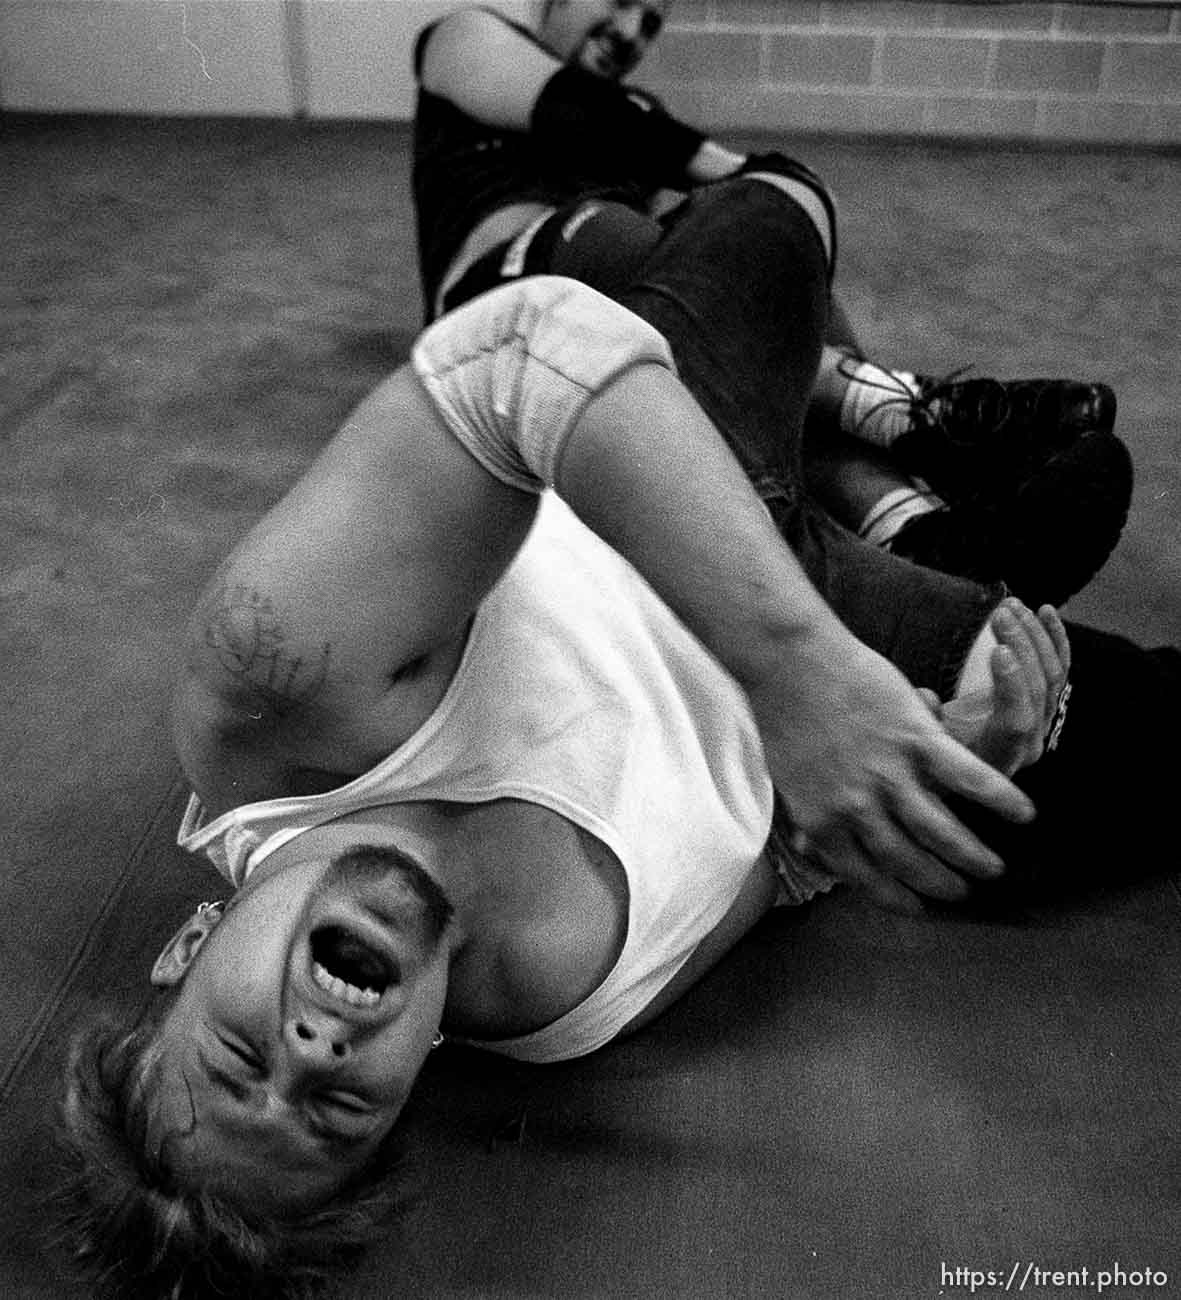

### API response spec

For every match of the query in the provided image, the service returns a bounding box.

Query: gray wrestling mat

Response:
[1,118,1177,1298]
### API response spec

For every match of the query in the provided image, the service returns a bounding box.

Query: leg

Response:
[640,175,1132,612]
[617,174,1005,696]
[441,173,1006,693]
[441,178,1131,608]
[438,191,1172,893]
[961,625,1179,901]
[619,174,829,488]
[552,182,1173,894]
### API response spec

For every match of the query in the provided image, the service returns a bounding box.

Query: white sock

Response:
[839,362,921,447]
[857,486,944,548]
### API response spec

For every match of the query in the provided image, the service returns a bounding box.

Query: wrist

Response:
[726,602,852,704]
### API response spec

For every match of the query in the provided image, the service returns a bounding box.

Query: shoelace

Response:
[836,353,1017,446]
[918,372,1021,446]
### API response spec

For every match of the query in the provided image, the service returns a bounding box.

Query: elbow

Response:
[170,666,291,812]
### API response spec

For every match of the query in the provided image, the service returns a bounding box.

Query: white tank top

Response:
[178,494,773,1062]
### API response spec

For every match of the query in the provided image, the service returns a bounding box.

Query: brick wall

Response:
[1,0,1176,143]
[642,1,1181,144]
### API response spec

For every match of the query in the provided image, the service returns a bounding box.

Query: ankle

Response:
[857,486,943,547]
[839,361,920,447]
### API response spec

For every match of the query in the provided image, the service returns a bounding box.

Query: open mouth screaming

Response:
[309,925,395,1008]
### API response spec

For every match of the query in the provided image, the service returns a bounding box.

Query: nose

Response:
[611,7,643,42]
[287,1013,349,1064]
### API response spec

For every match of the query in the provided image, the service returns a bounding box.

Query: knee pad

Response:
[521,199,662,298]
[735,151,838,280]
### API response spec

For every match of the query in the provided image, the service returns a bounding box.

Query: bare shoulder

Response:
[418,7,559,124]
[422,6,524,58]
[447,807,630,1036]
[420,9,509,80]
[171,363,536,807]
[183,569,333,717]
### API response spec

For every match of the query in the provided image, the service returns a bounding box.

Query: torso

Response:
[178,442,780,1055]
[179,631,774,1043]
[273,795,776,1043]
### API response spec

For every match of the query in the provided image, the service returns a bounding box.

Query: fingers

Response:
[921,730,1036,827]
[856,808,983,901]
[802,794,1005,915]
[1038,602,1071,685]
[992,598,1070,731]
[840,864,927,915]
[800,821,966,915]
[1016,602,1066,728]
[987,643,1040,767]
[796,746,1016,910]
[991,600,1044,718]
[890,775,1011,880]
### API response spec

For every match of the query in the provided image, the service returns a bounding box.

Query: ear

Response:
[150,904,224,987]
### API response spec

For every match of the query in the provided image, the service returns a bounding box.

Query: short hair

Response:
[52,992,410,1299]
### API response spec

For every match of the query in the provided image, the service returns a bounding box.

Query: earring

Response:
[196,899,227,918]
[432,1030,445,1050]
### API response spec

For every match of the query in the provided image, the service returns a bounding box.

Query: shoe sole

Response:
[892,430,1133,607]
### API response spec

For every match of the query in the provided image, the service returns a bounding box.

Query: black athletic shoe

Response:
[889,426,1134,607]
[888,373,1118,509]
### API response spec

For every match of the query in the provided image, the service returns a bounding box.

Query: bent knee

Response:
[731,152,838,277]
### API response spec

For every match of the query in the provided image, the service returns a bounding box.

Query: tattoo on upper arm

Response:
[202,584,331,714]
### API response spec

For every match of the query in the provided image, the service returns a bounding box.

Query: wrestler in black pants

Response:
[444,175,1178,896]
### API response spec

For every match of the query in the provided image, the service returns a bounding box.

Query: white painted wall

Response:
[0,0,295,115]
[0,0,531,117]
[302,0,528,118]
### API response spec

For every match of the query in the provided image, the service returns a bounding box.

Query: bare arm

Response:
[418,8,720,188]
[554,365,1034,912]
[173,369,541,810]
[418,9,561,129]
[178,280,1033,905]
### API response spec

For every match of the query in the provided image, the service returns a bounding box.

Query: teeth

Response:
[312,961,381,1007]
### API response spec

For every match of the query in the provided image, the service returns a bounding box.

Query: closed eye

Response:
[220,1035,265,1073]
[198,1046,252,1102]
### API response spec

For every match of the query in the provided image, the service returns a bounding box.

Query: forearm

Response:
[419,11,706,189]
[554,363,850,695]
[531,71,705,188]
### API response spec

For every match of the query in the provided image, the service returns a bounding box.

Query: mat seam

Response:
[0,774,188,1104]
